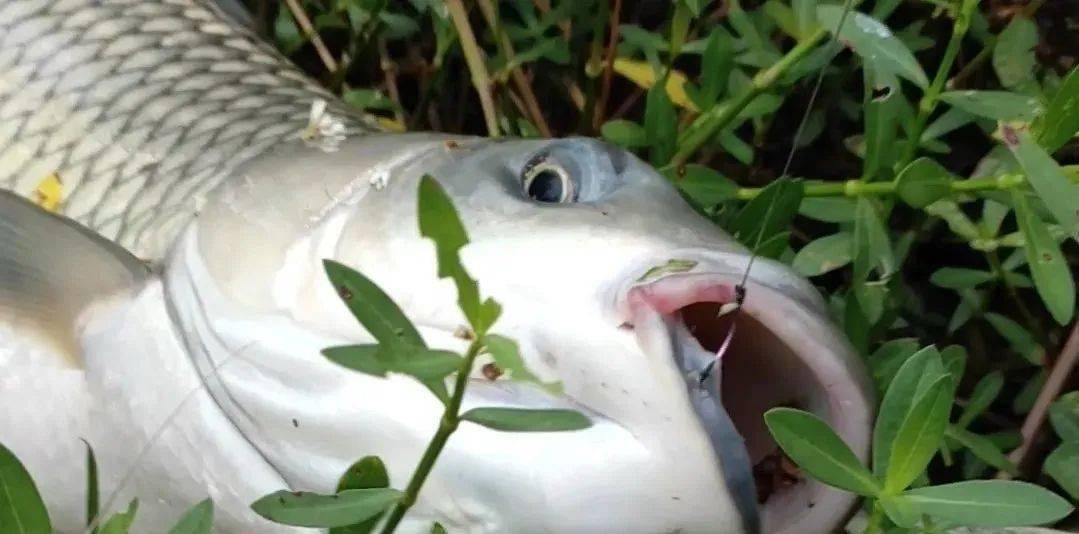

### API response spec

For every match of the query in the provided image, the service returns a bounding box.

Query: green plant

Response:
[248,176,590,533]
[765,345,1073,532]
[0,442,214,534]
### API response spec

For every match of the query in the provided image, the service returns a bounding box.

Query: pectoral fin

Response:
[0,191,150,367]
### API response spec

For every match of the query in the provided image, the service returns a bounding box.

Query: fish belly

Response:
[0,280,300,532]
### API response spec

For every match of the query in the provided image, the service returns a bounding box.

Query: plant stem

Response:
[284,0,339,73]
[863,500,886,534]
[444,0,500,137]
[379,338,485,533]
[733,165,1079,199]
[668,26,829,169]
[897,0,977,168]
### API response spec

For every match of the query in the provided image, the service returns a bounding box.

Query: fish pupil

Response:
[527,170,564,202]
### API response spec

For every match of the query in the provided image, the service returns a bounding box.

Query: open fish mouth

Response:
[625,268,872,534]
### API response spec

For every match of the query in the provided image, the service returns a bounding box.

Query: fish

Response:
[0,1,874,533]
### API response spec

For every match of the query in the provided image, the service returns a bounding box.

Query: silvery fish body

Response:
[0,1,874,533]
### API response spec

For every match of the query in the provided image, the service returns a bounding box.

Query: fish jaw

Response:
[613,252,874,534]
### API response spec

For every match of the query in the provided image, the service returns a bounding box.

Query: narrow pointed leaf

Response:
[418,176,491,333]
[764,408,881,496]
[1034,67,1079,152]
[84,440,99,531]
[168,499,214,534]
[946,426,1018,476]
[461,408,591,432]
[100,499,138,534]
[1010,189,1075,324]
[1044,441,1079,500]
[0,443,51,534]
[1049,392,1079,441]
[817,6,929,88]
[483,335,561,393]
[1004,127,1079,241]
[251,489,402,528]
[901,481,1073,527]
[873,346,944,477]
[323,261,424,349]
[331,457,390,534]
[885,376,954,492]
[939,91,1043,121]
[792,232,853,277]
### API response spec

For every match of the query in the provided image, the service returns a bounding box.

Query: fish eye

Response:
[522,155,576,203]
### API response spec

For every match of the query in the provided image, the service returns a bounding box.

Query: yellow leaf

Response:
[613,58,698,112]
[33,172,63,212]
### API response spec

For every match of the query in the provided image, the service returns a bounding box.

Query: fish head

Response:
[181,133,873,533]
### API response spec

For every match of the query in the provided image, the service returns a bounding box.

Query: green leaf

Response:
[1044,441,1079,500]
[1034,67,1079,152]
[992,17,1038,90]
[929,267,996,290]
[84,440,98,531]
[430,522,447,534]
[984,312,1045,364]
[901,480,1073,527]
[763,408,881,496]
[730,178,805,251]
[323,345,389,377]
[600,120,647,148]
[798,197,857,222]
[956,371,1003,429]
[644,76,678,166]
[1009,188,1075,325]
[460,408,591,432]
[251,489,402,528]
[668,165,739,208]
[1049,391,1079,441]
[792,232,853,277]
[695,27,734,108]
[816,5,929,88]
[852,197,894,282]
[342,89,396,112]
[168,499,214,534]
[331,457,390,534]
[885,375,953,493]
[895,158,954,208]
[100,499,138,534]
[0,442,51,534]
[868,338,920,393]
[938,91,1043,121]
[861,64,900,180]
[483,335,561,393]
[873,346,944,477]
[418,176,499,334]
[1004,126,1079,242]
[946,426,1018,476]
[384,349,462,380]
[323,261,425,349]
[274,5,305,55]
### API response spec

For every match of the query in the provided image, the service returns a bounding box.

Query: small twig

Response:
[284,0,338,73]
[1000,321,1079,478]
[377,37,406,125]
[444,0,500,136]
[593,0,623,131]
[476,0,552,136]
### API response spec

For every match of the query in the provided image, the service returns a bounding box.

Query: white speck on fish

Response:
[300,98,347,153]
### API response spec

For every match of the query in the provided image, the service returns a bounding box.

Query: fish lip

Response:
[624,273,761,533]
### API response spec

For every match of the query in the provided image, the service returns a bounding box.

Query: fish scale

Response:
[0,0,376,259]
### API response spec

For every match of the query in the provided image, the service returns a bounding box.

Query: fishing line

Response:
[699,0,857,386]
